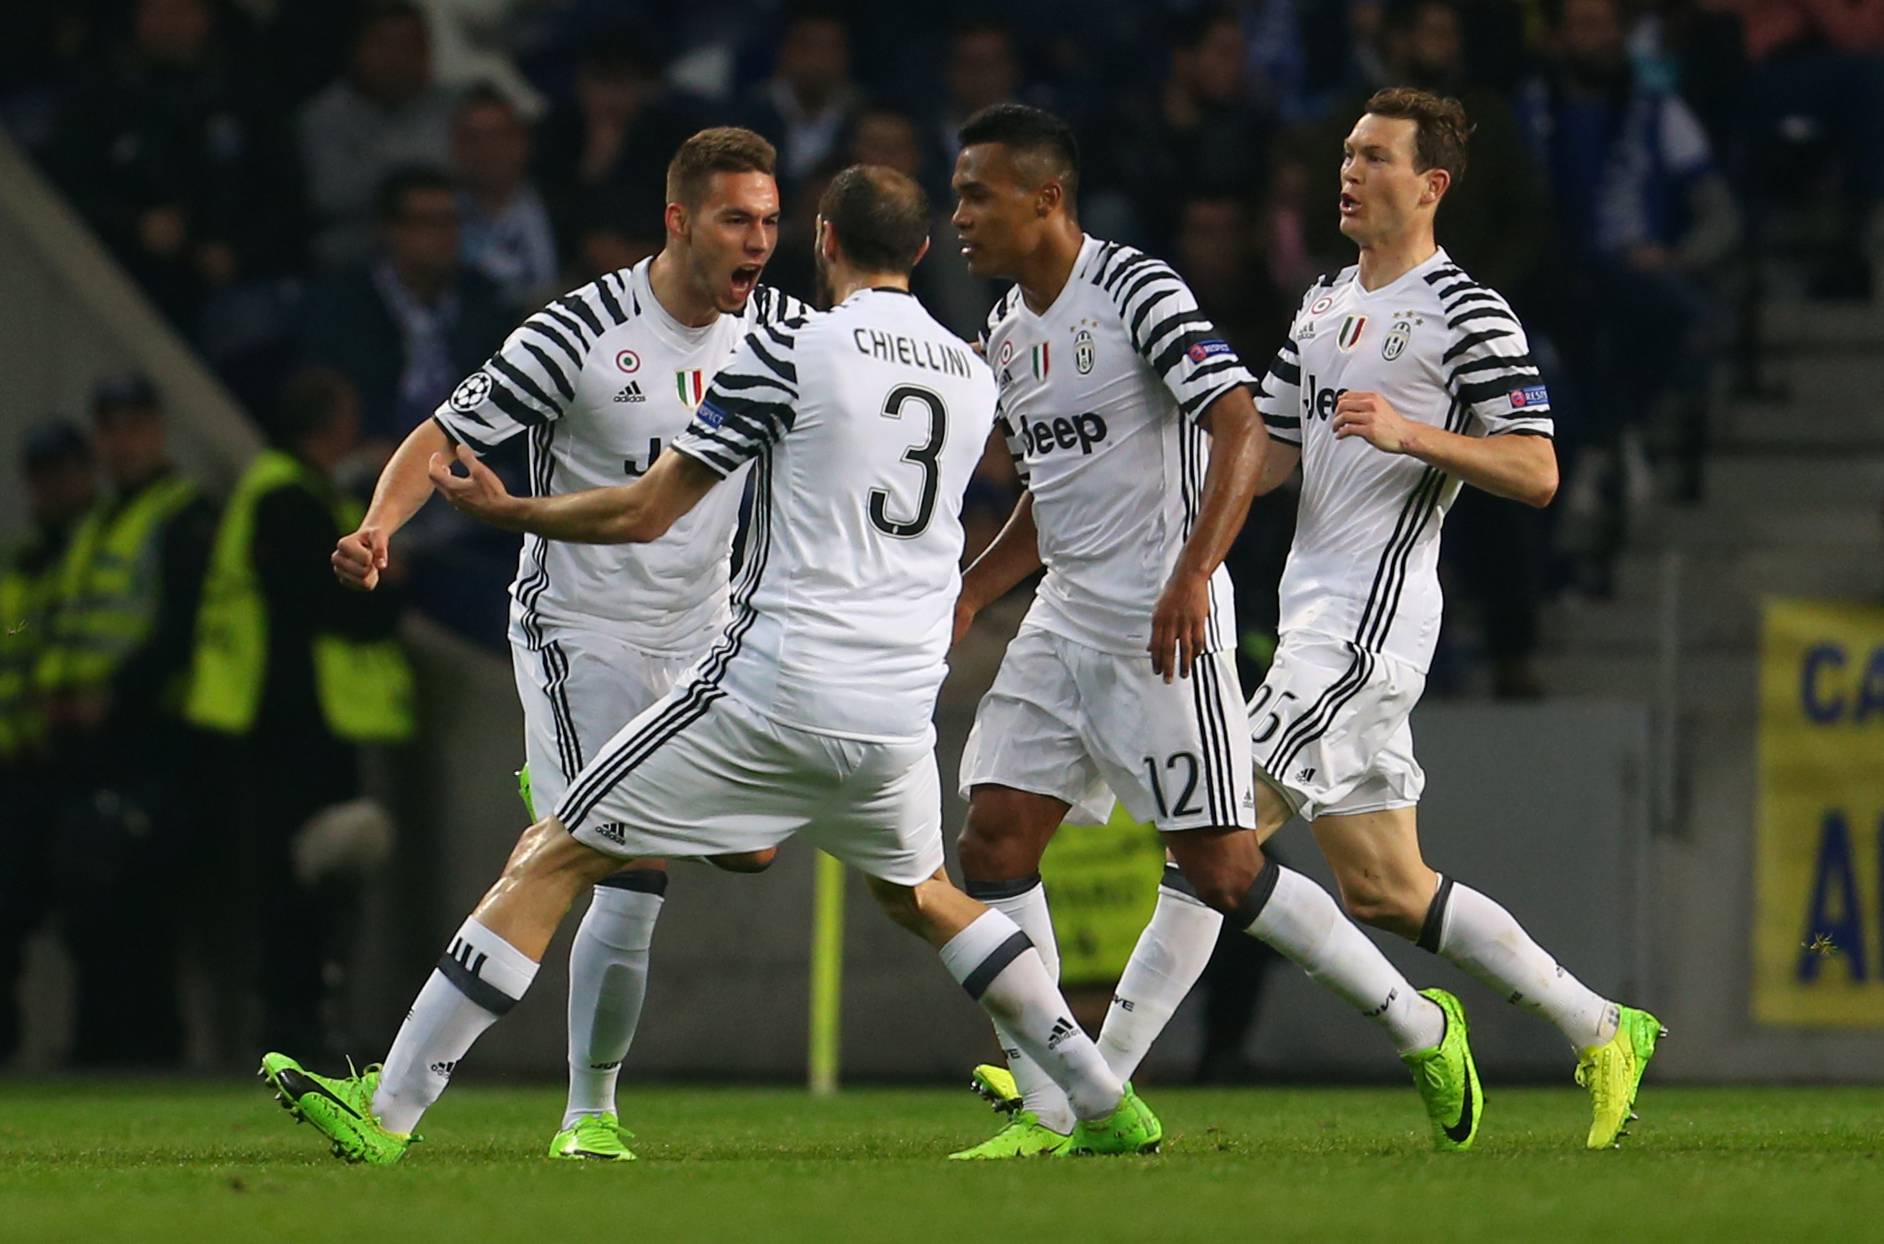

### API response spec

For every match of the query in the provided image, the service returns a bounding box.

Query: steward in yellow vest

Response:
[31,376,216,1067]
[0,421,97,1064]
[186,370,410,1053]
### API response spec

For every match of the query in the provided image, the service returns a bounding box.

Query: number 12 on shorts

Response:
[1144,751,1203,819]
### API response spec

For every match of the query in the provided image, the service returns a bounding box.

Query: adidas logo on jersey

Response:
[613,382,646,403]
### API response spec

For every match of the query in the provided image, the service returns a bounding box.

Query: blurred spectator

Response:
[298,1,458,266]
[745,6,862,189]
[0,423,97,1063]
[414,0,543,115]
[1294,0,1556,299]
[453,84,558,309]
[186,370,412,1055]
[1718,0,1884,297]
[1102,5,1275,248]
[1172,194,1291,357]
[33,377,217,1067]
[46,0,302,328]
[303,167,513,444]
[1516,0,1740,593]
[533,32,697,275]
[929,22,1025,186]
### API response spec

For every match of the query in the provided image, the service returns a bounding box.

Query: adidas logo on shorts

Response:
[594,822,627,845]
[613,382,645,403]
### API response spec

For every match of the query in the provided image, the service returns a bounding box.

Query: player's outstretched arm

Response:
[1150,385,1269,681]
[332,419,453,591]
[428,444,721,544]
[1331,391,1558,507]
[955,491,1043,643]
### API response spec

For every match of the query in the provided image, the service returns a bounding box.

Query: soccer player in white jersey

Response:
[324,127,806,1161]
[946,104,1479,1158]
[1058,88,1666,1151]
[262,164,1162,1164]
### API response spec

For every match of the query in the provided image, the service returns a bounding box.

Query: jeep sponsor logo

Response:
[1303,374,1349,423]
[1019,411,1108,458]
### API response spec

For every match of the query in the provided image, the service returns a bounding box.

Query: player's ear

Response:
[1036,179,1060,218]
[816,216,837,262]
[910,235,930,269]
[1422,168,1451,207]
[665,200,689,240]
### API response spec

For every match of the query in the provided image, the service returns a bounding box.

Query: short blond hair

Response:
[665,127,778,209]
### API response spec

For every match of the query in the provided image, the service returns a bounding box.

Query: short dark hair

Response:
[376,166,455,221]
[819,165,930,272]
[1364,86,1472,185]
[356,0,424,44]
[268,369,356,448]
[665,127,778,209]
[958,103,1080,198]
[455,82,517,121]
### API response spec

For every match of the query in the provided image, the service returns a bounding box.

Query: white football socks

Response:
[374,917,539,1134]
[940,910,1123,1123]
[966,876,1075,1132]
[1096,869,1223,1081]
[1424,876,1618,1050]
[1238,862,1445,1055]
[564,876,665,1128]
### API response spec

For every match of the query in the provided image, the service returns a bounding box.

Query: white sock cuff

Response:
[439,917,539,1013]
[940,910,1033,999]
[588,883,666,926]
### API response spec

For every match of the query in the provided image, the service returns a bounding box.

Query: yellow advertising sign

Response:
[1754,599,1884,1026]
[1041,803,1167,987]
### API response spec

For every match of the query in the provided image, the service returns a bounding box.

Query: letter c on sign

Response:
[1801,643,1846,724]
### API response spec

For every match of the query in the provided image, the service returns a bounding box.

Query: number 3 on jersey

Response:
[869,384,947,538]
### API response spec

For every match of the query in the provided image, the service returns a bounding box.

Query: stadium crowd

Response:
[1,0,1879,1067]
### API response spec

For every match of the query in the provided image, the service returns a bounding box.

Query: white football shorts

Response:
[958,625,1257,831]
[555,680,945,887]
[1247,631,1426,822]
[510,622,704,815]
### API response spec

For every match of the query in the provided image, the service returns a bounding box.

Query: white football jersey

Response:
[669,287,997,743]
[983,235,1255,656]
[1258,247,1554,672]
[434,262,806,654]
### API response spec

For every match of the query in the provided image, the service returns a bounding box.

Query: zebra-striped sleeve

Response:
[671,318,805,477]
[1256,339,1304,444]
[1433,279,1553,437]
[1096,248,1254,420]
[432,275,629,452]
[995,399,1030,487]
[749,284,812,326]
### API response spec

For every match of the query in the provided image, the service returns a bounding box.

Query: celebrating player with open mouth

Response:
[321,127,805,1162]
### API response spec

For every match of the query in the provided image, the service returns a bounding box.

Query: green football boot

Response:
[1576,1005,1667,1150]
[548,1112,637,1161]
[1402,988,1482,1153]
[259,1052,416,1166]
[968,1063,1022,1115]
[947,1109,1070,1160]
[1060,1085,1163,1157]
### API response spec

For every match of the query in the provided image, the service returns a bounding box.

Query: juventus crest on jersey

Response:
[1257,248,1554,671]
[982,235,1256,657]
[669,287,997,743]
[432,261,805,654]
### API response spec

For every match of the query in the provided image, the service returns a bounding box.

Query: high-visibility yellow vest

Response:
[185,450,415,743]
[36,474,200,703]
[0,543,60,758]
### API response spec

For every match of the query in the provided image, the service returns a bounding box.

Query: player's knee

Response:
[957,791,1048,881]
[1338,881,1425,938]
[864,874,926,935]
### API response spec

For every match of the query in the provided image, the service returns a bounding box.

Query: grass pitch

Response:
[1,1079,1878,1242]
